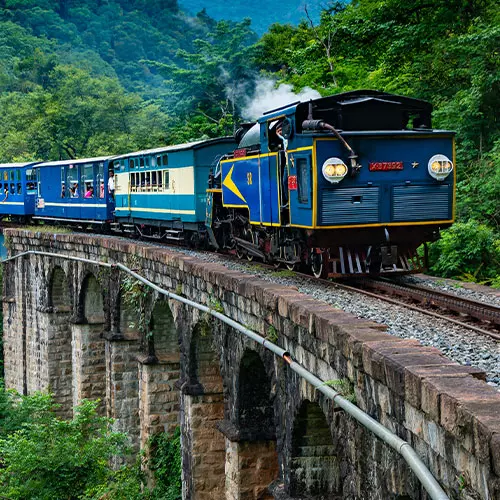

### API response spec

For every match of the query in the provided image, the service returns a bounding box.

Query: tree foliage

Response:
[0,386,183,500]
[147,18,259,141]
[255,0,500,282]
[0,392,129,499]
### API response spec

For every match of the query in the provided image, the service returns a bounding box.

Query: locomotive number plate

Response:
[369,161,404,171]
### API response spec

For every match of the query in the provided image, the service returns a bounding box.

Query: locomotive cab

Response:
[217,90,455,277]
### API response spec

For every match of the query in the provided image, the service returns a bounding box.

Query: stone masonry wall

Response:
[2,229,500,500]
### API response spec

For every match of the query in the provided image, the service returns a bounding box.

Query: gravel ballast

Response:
[167,247,500,389]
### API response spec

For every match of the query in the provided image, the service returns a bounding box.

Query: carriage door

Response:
[66,164,81,220]
[82,163,96,221]
[288,153,313,227]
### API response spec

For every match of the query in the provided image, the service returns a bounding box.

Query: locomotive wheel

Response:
[310,249,324,278]
[284,242,300,271]
[244,227,255,262]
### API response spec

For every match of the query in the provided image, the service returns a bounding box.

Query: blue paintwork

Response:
[113,138,236,225]
[314,134,454,226]
[221,125,454,229]
[0,163,40,218]
[221,154,280,225]
[33,158,115,223]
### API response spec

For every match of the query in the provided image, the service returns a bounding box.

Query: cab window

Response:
[297,158,310,204]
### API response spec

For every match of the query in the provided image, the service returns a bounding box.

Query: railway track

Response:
[212,247,500,341]
[341,277,500,341]
[190,248,500,341]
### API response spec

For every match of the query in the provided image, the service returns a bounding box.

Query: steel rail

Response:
[1,250,449,500]
[364,278,500,326]
[335,280,500,341]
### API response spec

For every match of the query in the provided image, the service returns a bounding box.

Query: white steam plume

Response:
[241,78,321,121]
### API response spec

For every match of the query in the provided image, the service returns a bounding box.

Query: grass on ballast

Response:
[23,225,72,234]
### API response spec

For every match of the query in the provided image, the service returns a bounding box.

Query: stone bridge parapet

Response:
[2,229,500,500]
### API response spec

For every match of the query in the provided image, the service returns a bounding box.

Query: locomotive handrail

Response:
[2,249,449,500]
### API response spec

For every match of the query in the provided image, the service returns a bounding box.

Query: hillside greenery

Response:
[0,0,498,283]
[0,386,182,499]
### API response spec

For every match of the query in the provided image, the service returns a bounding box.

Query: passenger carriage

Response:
[33,157,114,225]
[110,138,236,242]
[0,162,39,222]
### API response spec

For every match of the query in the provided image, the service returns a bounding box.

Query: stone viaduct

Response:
[2,229,500,500]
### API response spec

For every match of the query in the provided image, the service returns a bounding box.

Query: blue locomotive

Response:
[210,90,455,277]
[4,90,455,278]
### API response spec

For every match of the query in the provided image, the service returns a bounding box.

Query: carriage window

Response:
[297,158,310,204]
[158,170,163,189]
[145,171,151,190]
[17,183,22,194]
[84,164,94,198]
[162,154,168,166]
[16,169,21,181]
[10,183,15,194]
[10,170,14,181]
[164,170,170,189]
[97,162,104,198]
[145,157,150,167]
[130,173,136,192]
[140,172,146,189]
[26,169,37,193]
[60,168,66,198]
[66,164,80,198]
[3,171,7,181]
[151,171,157,190]
[140,158,145,168]
[129,159,135,169]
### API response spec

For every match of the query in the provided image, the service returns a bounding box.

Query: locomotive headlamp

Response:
[322,157,348,183]
[428,154,453,180]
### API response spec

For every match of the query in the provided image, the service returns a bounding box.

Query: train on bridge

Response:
[0,90,455,278]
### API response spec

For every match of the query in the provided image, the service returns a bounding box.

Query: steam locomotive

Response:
[0,90,455,278]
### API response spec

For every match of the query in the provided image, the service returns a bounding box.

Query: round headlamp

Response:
[428,154,453,181]
[322,157,348,184]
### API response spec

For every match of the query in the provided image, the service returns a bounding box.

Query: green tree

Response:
[0,394,129,499]
[147,18,259,140]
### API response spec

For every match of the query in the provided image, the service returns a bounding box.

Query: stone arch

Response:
[148,298,179,361]
[45,266,73,417]
[221,348,279,499]
[104,290,142,456]
[238,349,274,434]
[82,273,105,324]
[118,290,141,339]
[182,320,225,498]
[290,399,340,497]
[48,266,71,311]
[72,272,106,412]
[188,320,222,391]
[138,297,181,450]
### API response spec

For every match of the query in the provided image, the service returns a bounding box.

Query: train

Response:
[0,90,455,278]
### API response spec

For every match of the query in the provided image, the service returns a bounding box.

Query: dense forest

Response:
[0,0,498,283]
